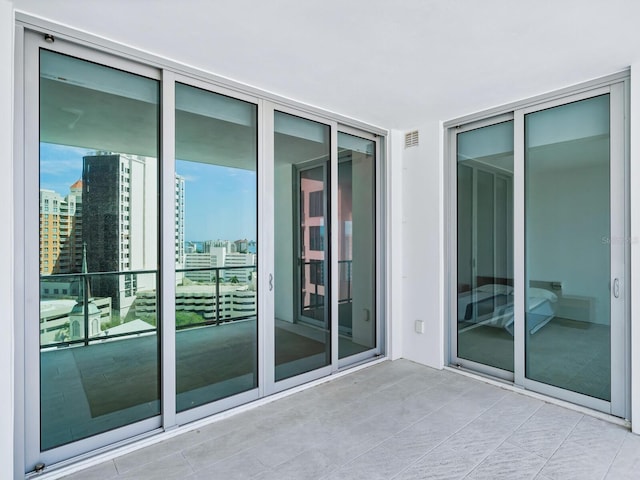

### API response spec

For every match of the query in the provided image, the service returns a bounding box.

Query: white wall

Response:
[350,151,375,347]
[274,164,294,322]
[630,63,640,434]
[400,120,444,368]
[388,130,404,360]
[1,1,15,475]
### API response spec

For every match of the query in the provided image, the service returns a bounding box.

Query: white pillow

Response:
[528,287,558,302]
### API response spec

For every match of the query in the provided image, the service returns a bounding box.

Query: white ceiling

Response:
[13,0,640,130]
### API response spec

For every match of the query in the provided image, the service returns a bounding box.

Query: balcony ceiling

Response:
[13,0,640,130]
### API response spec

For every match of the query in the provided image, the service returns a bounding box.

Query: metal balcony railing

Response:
[39,265,257,349]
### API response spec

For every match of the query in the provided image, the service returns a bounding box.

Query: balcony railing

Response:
[40,265,257,349]
[301,260,352,310]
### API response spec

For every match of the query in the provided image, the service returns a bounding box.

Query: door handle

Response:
[269,273,273,292]
[613,278,620,298]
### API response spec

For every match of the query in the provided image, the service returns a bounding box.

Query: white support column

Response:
[388,130,404,360]
[629,64,640,434]
[160,70,177,429]
[2,3,15,476]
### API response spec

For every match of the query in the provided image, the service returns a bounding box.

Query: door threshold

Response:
[444,365,630,429]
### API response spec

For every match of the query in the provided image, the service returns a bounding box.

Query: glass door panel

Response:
[337,133,376,359]
[456,121,514,372]
[274,111,331,382]
[525,95,611,400]
[174,83,258,412]
[38,49,160,450]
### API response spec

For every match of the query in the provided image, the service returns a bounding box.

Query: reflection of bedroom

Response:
[525,98,611,401]
[456,120,515,373]
[456,96,611,401]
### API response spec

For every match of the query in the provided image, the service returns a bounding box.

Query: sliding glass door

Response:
[174,82,258,414]
[26,36,164,468]
[524,95,613,401]
[455,120,514,375]
[337,132,377,360]
[451,83,628,416]
[22,30,383,473]
[273,111,332,383]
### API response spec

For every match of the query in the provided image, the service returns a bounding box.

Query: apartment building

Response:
[39,184,81,276]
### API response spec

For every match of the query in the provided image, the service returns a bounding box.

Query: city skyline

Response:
[40,142,257,242]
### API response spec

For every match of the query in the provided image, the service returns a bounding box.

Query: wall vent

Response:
[405,130,419,148]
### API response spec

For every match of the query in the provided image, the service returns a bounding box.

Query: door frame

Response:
[167,72,263,427]
[22,30,165,471]
[448,113,515,382]
[446,76,630,418]
[262,102,338,395]
[293,159,330,330]
[336,126,383,368]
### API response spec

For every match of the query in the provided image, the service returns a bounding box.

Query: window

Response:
[309,190,323,217]
[309,260,324,285]
[309,293,324,308]
[309,226,324,251]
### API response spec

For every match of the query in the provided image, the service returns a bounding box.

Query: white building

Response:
[223,252,256,283]
[136,283,256,322]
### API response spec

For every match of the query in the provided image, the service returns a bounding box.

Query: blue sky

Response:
[40,143,257,242]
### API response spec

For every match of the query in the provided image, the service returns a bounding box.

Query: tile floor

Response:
[60,360,639,480]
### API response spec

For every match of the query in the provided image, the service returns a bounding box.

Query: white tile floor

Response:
[60,360,639,480]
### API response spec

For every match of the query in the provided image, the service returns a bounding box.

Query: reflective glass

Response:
[175,83,258,411]
[274,112,331,381]
[456,121,514,371]
[39,49,159,450]
[337,133,376,359]
[525,95,611,400]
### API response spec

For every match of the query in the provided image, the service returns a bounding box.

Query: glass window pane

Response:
[456,121,514,372]
[274,112,331,381]
[337,133,376,359]
[525,95,611,400]
[39,49,160,450]
[175,83,258,412]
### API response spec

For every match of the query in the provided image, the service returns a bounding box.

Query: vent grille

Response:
[405,130,419,148]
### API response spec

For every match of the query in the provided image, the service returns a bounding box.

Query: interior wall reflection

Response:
[525,95,611,400]
[273,111,331,381]
[337,133,377,359]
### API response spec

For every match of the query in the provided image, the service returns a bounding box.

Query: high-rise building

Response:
[69,179,84,272]
[184,246,225,282]
[82,153,158,319]
[234,238,248,253]
[39,182,82,276]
